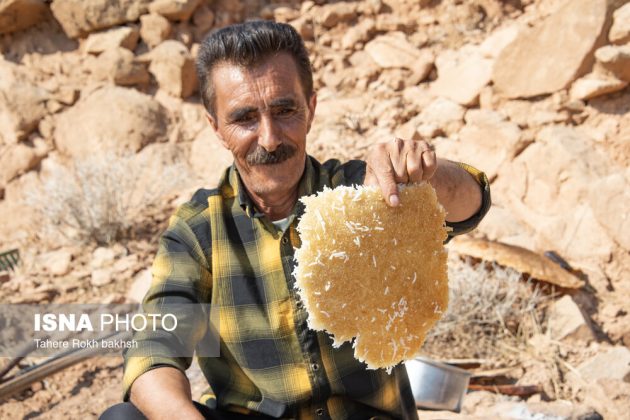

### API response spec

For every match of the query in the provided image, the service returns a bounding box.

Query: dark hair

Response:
[196,20,313,118]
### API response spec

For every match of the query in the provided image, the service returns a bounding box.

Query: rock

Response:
[0,0,48,34]
[595,44,630,82]
[272,6,299,23]
[90,47,150,86]
[91,246,117,269]
[84,26,139,54]
[609,3,630,44]
[319,2,357,28]
[493,0,610,98]
[144,40,197,98]
[140,13,172,48]
[50,0,151,38]
[574,346,630,382]
[548,295,595,341]
[417,97,465,135]
[0,83,48,144]
[289,16,314,41]
[112,254,138,273]
[189,127,234,186]
[191,4,214,40]
[0,142,46,186]
[54,86,169,158]
[341,18,375,50]
[149,0,201,22]
[455,109,523,179]
[364,32,432,70]
[570,73,628,100]
[38,249,73,276]
[589,171,630,250]
[91,268,113,286]
[127,268,151,303]
[430,47,493,106]
[479,24,520,58]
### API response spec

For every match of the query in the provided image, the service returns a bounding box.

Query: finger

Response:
[371,155,400,206]
[406,148,424,183]
[364,167,378,187]
[389,139,409,184]
[421,149,437,181]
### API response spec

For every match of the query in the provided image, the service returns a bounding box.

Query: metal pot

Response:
[405,357,471,412]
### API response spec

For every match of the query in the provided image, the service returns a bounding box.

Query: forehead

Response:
[211,53,304,113]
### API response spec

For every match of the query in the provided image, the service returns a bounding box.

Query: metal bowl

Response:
[405,357,471,412]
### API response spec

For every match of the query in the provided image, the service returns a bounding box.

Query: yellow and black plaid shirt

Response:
[123,155,491,419]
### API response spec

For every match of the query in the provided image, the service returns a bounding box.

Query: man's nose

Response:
[257,114,282,152]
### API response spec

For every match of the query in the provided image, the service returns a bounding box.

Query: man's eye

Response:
[235,114,255,124]
[277,108,296,116]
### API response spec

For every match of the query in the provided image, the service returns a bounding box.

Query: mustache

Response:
[246,144,297,166]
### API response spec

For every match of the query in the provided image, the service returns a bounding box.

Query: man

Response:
[101,20,490,420]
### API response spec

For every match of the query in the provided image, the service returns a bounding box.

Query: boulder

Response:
[493,0,610,98]
[0,141,46,186]
[589,171,630,250]
[90,47,150,86]
[50,0,151,38]
[570,73,628,101]
[609,2,630,44]
[0,0,48,34]
[144,40,197,98]
[192,4,214,40]
[91,268,113,286]
[455,109,523,179]
[38,248,73,276]
[574,346,630,382]
[91,246,118,269]
[341,18,375,50]
[417,97,465,136]
[0,82,48,144]
[430,47,493,106]
[319,2,357,28]
[189,127,233,187]
[54,86,169,158]
[548,295,595,341]
[595,44,630,82]
[479,25,520,58]
[149,0,201,22]
[365,32,432,70]
[83,26,139,54]
[140,13,172,48]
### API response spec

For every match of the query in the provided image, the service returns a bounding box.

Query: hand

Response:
[364,138,437,207]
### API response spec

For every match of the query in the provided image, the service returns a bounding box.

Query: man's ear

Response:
[206,112,229,149]
[306,92,317,133]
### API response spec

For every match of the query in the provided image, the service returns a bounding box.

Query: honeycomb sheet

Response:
[293,183,449,370]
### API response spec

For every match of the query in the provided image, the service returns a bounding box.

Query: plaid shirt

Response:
[123,155,491,419]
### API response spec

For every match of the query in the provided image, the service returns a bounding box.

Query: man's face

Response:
[207,53,316,197]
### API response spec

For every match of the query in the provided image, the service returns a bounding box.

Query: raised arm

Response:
[364,138,484,223]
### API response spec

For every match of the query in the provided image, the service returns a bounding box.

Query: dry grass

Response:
[422,254,547,363]
[26,153,190,245]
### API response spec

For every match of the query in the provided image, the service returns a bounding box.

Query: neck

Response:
[246,185,298,221]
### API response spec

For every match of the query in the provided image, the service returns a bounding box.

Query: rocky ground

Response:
[0,0,629,419]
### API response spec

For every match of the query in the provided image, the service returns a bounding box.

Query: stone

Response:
[189,127,234,186]
[589,171,630,250]
[319,2,357,28]
[90,47,150,86]
[145,40,197,98]
[0,0,48,34]
[140,13,172,48]
[595,44,630,82]
[84,26,139,54]
[289,16,314,41]
[91,268,113,286]
[570,73,628,101]
[364,32,432,70]
[38,249,73,276]
[493,0,610,98]
[609,3,630,44]
[127,268,151,303]
[192,4,214,40]
[54,86,169,158]
[149,0,201,22]
[91,246,117,269]
[0,82,48,144]
[479,24,520,58]
[0,142,45,186]
[272,6,299,23]
[341,18,375,50]
[455,109,523,179]
[418,97,466,136]
[574,346,630,382]
[548,295,595,341]
[431,47,493,106]
[50,0,151,38]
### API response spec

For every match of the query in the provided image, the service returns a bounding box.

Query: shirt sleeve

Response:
[444,162,491,241]
[122,212,213,401]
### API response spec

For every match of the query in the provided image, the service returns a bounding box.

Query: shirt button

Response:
[281,237,289,244]
[312,363,319,371]
[316,408,324,416]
